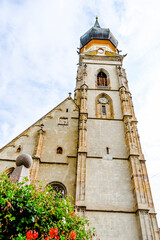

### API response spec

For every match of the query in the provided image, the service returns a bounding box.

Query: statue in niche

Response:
[118,67,129,90]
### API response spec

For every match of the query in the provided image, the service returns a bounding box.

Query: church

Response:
[0,18,159,240]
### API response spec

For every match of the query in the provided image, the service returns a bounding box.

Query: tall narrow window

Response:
[106,147,110,154]
[102,105,106,115]
[97,72,107,86]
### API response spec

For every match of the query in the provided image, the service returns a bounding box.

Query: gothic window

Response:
[48,182,67,198]
[96,93,113,119]
[57,147,63,154]
[97,72,107,87]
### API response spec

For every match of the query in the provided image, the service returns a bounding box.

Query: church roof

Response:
[80,18,118,49]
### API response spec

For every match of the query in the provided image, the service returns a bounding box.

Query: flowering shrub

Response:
[26,230,38,239]
[0,174,95,240]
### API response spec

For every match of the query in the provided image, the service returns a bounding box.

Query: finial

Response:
[10,153,33,184]
[94,17,100,28]
[68,92,72,98]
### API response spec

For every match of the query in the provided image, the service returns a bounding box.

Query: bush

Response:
[0,175,95,240]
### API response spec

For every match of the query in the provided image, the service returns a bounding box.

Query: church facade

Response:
[0,18,159,240]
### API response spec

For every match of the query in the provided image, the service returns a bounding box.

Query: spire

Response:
[94,16,101,28]
[80,17,118,49]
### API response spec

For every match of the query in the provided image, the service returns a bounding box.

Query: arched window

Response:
[3,167,15,178]
[57,147,63,154]
[48,181,67,198]
[96,93,114,119]
[16,145,22,152]
[97,72,107,87]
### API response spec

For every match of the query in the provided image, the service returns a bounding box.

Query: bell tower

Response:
[74,18,160,240]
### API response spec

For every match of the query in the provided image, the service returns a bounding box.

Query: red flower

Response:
[6,201,12,208]
[71,211,74,218]
[26,230,38,240]
[70,231,76,239]
[32,230,38,239]
[49,227,59,237]
[26,230,33,240]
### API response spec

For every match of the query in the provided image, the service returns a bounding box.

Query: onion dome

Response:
[80,17,118,49]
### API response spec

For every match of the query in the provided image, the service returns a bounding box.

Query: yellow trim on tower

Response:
[80,39,116,53]
[105,51,118,57]
[85,50,98,55]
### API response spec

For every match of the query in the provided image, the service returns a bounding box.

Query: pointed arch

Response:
[3,167,15,177]
[56,147,63,154]
[96,69,110,88]
[95,93,114,119]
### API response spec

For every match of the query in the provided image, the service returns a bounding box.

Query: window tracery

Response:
[48,182,67,198]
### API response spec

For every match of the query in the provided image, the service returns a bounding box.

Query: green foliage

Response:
[0,174,95,240]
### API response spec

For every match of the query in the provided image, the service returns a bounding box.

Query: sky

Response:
[0,0,160,224]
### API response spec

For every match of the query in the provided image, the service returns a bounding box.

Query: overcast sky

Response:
[0,0,160,224]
